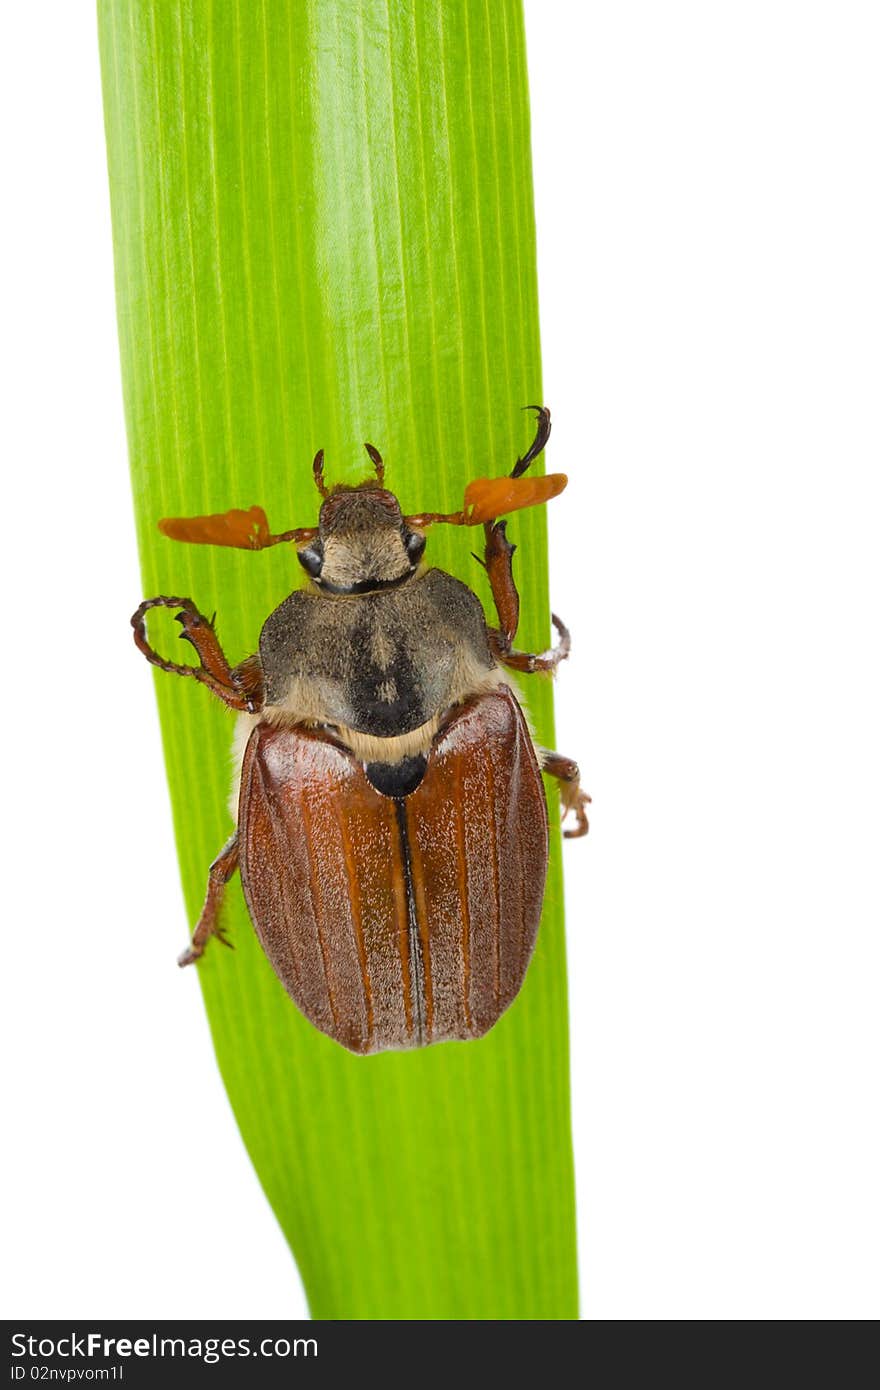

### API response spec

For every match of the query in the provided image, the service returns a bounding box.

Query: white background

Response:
[2,3,878,1320]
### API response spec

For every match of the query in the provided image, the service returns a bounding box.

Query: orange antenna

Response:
[406,472,567,530]
[405,404,562,528]
[158,505,316,550]
[462,472,567,524]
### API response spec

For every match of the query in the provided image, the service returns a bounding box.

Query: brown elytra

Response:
[239,688,548,1053]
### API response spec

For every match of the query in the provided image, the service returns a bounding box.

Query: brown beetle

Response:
[132,408,589,1054]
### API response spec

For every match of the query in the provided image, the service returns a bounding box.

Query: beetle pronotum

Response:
[132,407,589,1054]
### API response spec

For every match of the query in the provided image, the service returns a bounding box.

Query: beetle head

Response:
[156,412,565,565]
[298,485,426,594]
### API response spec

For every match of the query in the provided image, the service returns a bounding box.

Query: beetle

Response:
[131,407,589,1054]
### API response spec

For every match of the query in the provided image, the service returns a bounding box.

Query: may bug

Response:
[131,407,589,1054]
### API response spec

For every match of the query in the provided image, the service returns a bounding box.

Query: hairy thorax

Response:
[229,569,510,815]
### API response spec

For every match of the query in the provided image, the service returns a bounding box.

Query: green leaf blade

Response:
[100,0,577,1320]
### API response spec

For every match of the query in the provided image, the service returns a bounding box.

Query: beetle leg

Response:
[491,612,572,674]
[131,597,263,712]
[477,428,570,669]
[230,654,265,711]
[178,833,240,966]
[482,519,521,650]
[480,508,571,672]
[541,751,591,838]
[511,404,552,478]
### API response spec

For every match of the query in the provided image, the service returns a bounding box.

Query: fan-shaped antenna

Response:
[158,506,316,549]
[404,404,564,528]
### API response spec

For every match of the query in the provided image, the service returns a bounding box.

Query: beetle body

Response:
[132,408,589,1054]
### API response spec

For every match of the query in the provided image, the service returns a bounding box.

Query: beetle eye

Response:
[404,531,426,565]
[297,544,323,577]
